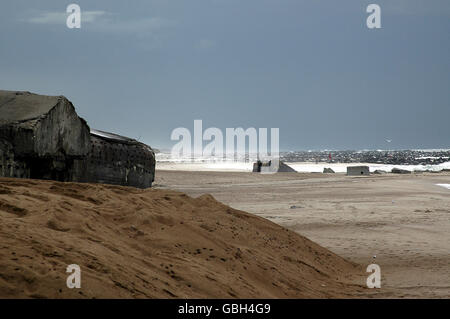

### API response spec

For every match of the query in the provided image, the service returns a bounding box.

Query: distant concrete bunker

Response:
[253,160,297,173]
[0,90,155,188]
[347,165,370,176]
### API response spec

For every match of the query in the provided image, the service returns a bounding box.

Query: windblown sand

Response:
[155,170,450,298]
[0,177,370,298]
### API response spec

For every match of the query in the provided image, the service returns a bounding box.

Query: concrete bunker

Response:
[253,160,297,173]
[0,90,155,188]
[347,165,370,176]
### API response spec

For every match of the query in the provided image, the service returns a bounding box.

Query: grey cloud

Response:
[25,10,107,24]
[23,10,175,35]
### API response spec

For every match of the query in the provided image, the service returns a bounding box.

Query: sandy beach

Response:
[155,169,450,298]
[0,177,373,298]
[1,169,449,298]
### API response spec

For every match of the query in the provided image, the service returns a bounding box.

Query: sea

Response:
[156,149,450,173]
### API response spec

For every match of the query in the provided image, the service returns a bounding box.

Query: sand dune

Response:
[0,177,369,298]
[155,170,450,298]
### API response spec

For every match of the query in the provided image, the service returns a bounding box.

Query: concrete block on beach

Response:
[252,160,297,173]
[391,167,411,174]
[347,165,370,176]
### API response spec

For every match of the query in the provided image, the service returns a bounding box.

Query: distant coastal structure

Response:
[252,160,297,173]
[347,166,370,176]
[0,90,155,188]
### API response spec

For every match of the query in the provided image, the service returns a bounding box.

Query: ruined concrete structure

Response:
[252,160,297,173]
[346,166,370,176]
[0,90,155,188]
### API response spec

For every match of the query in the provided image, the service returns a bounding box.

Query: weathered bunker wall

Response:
[80,133,155,188]
[0,90,155,188]
[0,91,90,181]
[347,166,370,176]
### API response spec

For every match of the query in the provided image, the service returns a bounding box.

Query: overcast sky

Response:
[0,0,449,150]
